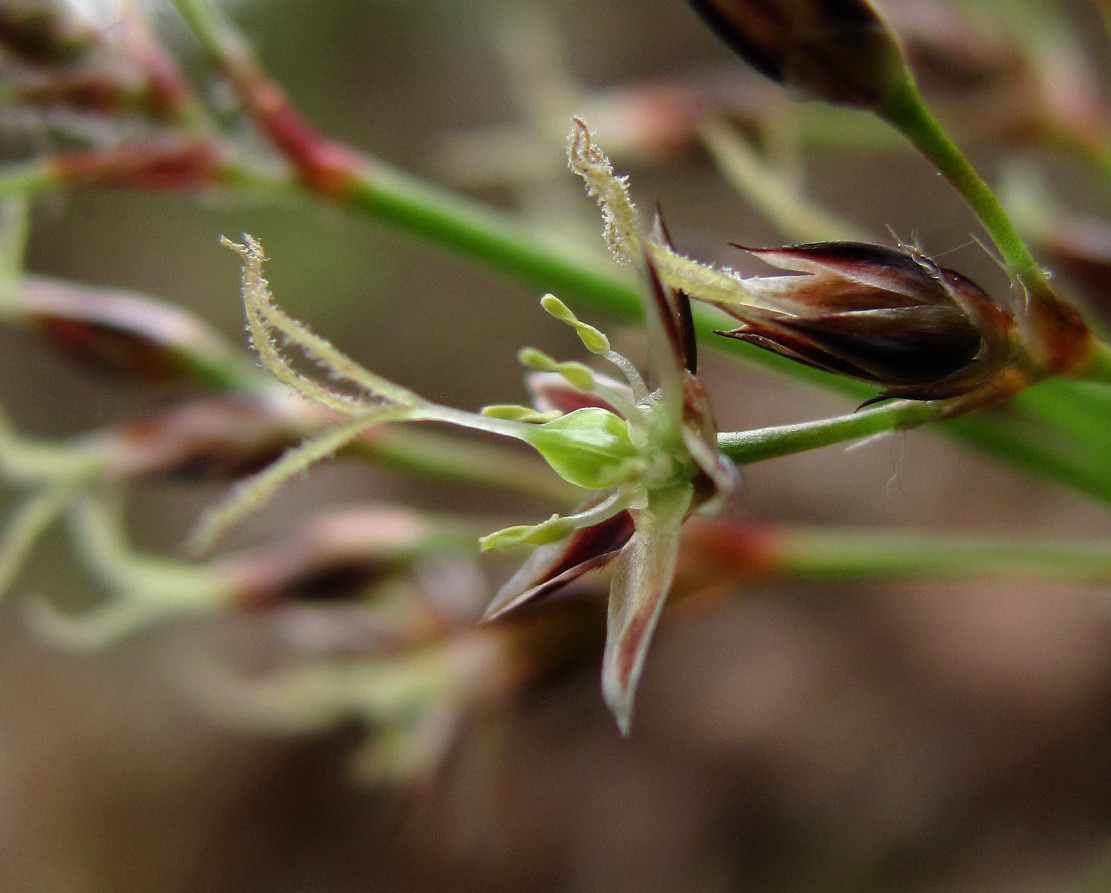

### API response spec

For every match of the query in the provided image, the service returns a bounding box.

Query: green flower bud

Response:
[523,408,638,489]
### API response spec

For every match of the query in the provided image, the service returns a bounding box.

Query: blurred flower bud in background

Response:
[0,0,96,64]
[685,0,910,109]
[15,276,252,388]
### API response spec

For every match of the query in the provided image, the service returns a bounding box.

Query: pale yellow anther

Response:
[517,347,595,391]
[480,404,563,423]
[540,294,610,354]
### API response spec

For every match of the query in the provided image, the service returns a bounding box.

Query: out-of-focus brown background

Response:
[4,0,1111,889]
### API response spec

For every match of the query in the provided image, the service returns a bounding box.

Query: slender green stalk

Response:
[0,483,77,596]
[1007,379,1111,461]
[69,497,225,598]
[168,0,241,60]
[718,384,1111,509]
[345,168,642,318]
[0,158,60,199]
[225,158,644,322]
[346,426,577,505]
[881,80,1050,299]
[717,400,938,465]
[777,526,1111,581]
[0,413,107,484]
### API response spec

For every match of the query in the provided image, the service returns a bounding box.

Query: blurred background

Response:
[5,0,1111,889]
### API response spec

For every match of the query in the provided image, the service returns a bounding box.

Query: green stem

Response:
[0,158,60,198]
[169,0,241,59]
[0,414,107,484]
[717,400,938,465]
[717,386,1111,508]
[69,497,225,599]
[0,483,77,596]
[347,426,577,506]
[881,80,1051,301]
[350,166,641,316]
[228,159,644,322]
[777,525,1111,581]
[1006,378,1111,460]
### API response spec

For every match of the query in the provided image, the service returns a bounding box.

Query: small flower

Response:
[484,257,738,734]
[685,0,911,110]
[710,241,1015,401]
[207,235,737,733]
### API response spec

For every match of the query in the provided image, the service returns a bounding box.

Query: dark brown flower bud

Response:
[686,0,910,109]
[221,506,476,611]
[0,0,96,65]
[19,275,251,389]
[106,395,300,480]
[712,242,1014,401]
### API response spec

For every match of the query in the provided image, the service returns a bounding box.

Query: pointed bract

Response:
[603,485,692,735]
[484,506,636,621]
